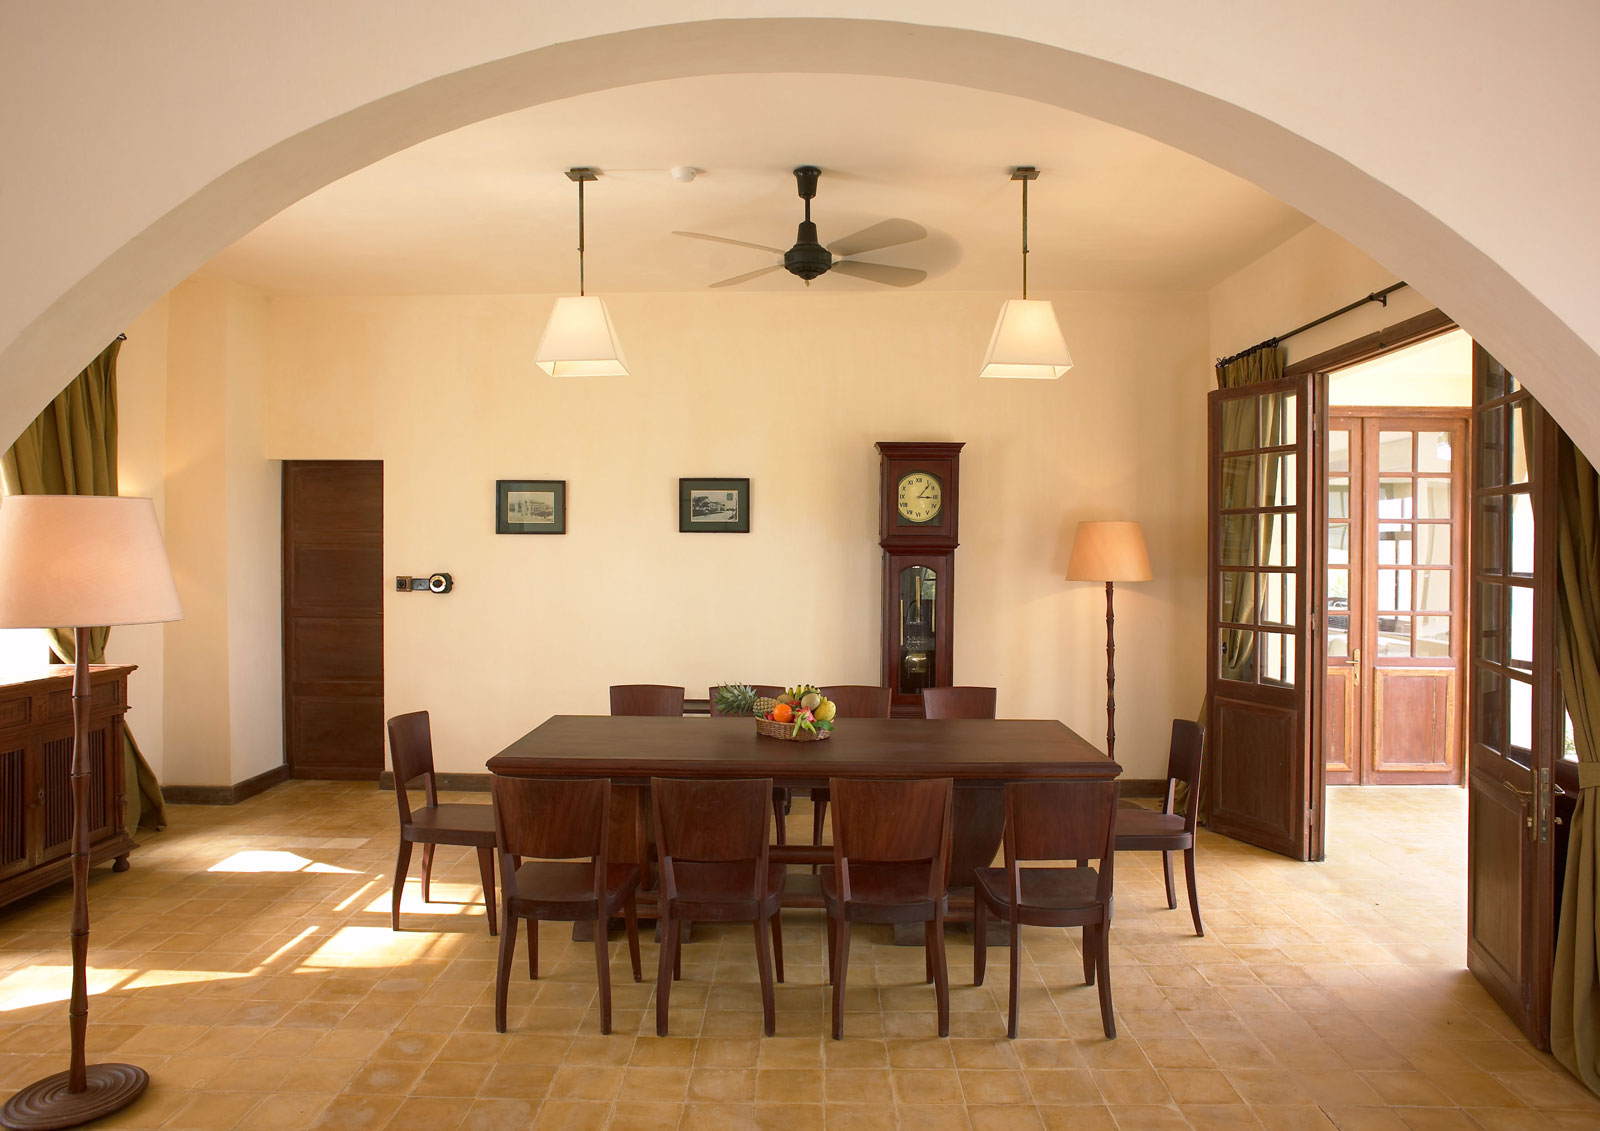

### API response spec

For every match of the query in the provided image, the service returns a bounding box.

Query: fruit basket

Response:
[715,684,836,742]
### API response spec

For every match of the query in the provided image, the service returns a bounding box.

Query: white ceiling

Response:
[201,74,1311,296]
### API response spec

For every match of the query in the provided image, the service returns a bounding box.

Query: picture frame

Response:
[496,479,566,534]
[679,477,750,533]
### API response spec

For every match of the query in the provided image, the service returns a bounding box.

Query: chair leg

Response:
[673,920,683,981]
[1083,923,1097,987]
[527,916,539,979]
[593,914,613,1036]
[831,919,852,1040]
[771,911,785,983]
[494,908,516,1033]
[825,911,836,985]
[475,846,498,936]
[1006,914,1021,1040]
[655,913,678,1037]
[391,839,413,931]
[1162,850,1177,911]
[773,793,788,847]
[924,928,934,985]
[623,894,642,982]
[973,896,987,986]
[932,910,950,1039]
[1096,919,1115,1039]
[754,917,776,1037]
[420,843,435,904]
[812,792,827,846]
[1184,846,1204,937]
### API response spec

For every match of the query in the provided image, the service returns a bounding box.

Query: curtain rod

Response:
[1215,281,1408,369]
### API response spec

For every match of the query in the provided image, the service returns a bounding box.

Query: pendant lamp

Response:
[979,166,1073,380]
[535,167,629,377]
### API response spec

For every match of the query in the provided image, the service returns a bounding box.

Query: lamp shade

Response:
[1066,521,1152,583]
[0,495,182,628]
[533,295,629,377]
[979,298,1073,379]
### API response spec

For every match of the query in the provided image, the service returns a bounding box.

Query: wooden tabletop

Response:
[487,715,1119,786]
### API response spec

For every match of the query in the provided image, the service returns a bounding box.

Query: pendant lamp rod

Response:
[566,167,599,297]
[1011,166,1039,300]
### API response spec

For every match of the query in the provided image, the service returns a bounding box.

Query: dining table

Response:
[487,714,1120,938]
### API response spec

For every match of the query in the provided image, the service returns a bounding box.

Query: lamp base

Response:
[0,1064,148,1130]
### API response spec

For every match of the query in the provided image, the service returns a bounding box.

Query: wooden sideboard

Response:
[0,665,137,912]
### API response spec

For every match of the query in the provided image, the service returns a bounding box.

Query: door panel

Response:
[1325,422,1363,783]
[1372,668,1455,773]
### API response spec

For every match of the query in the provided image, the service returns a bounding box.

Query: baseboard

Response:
[163,763,291,805]
[375,772,1165,797]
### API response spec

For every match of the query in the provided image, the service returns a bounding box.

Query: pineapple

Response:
[713,682,759,717]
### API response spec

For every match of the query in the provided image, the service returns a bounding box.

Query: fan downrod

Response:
[785,166,832,281]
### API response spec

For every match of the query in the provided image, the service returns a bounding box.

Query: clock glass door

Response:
[897,564,938,694]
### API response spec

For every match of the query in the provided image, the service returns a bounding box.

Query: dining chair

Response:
[386,711,498,936]
[974,779,1120,1038]
[609,684,686,716]
[922,685,997,719]
[807,685,893,846]
[651,777,785,1036]
[823,776,953,1039]
[1115,719,1205,936]
[490,775,642,1035]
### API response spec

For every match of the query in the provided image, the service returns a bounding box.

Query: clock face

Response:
[897,471,943,524]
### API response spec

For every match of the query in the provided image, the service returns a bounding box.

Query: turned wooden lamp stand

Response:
[0,496,182,1131]
[1066,521,1152,759]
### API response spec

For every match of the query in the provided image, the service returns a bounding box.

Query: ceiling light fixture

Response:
[979,166,1073,380]
[534,167,629,377]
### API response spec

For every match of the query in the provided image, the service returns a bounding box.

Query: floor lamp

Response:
[1066,521,1152,760]
[0,496,182,1131]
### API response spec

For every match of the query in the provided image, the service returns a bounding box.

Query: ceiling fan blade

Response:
[673,230,786,255]
[830,260,927,288]
[710,264,784,288]
[826,218,927,258]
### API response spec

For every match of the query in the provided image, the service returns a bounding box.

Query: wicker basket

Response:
[751,699,832,741]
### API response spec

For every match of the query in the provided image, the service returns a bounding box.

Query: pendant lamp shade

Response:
[533,295,629,377]
[979,298,1073,380]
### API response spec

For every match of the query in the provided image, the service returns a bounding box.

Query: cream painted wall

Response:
[260,289,1208,781]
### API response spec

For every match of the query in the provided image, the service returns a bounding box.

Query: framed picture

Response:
[679,477,750,533]
[496,479,566,534]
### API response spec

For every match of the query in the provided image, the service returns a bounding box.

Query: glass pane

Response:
[1221,456,1255,509]
[1328,481,1350,520]
[1260,513,1295,567]
[1221,396,1258,452]
[1417,430,1453,472]
[1510,584,1534,670]
[1220,571,1256,625]
[1477,355,1508,402]
[1477,405,1507,490]
[1329,431,1350,474]
[1510,401,1530,485]
[899,566,937,695]
[1378,478,1413,519]
[1221,514,1256,566]
[1417,479,1452,519]
[1416,615,1451,659]
[1414,569,1451,611]
[1327,568,1349,601]
[1476,665,1505,750]
[1415,524,1451,565]
[1477,495,1505,575]
[1510,492,1535,574]
[1328,523,1351,565]
[1477,582,1506,667]
[1259,453,1295,507]
[1510,677,1533,750]
[1377,523,1413,565]
[1378,431,1413,472]
[1377,615,1412,656]
[1261,392,1296,447]
[1377,568,1412,611]
[1260,571,1295,627]
[1328,618,1348,658]
[1261,631,1295,687]
[1220,628,1256,683]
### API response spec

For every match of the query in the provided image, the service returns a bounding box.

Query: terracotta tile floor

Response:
[2,783,1596,1129]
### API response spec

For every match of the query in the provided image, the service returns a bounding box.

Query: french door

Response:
[1206,374,1325,860]
[1325,412,1469,784]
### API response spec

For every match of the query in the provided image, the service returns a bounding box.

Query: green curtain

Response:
[1553,432,1600,1092]
[1,339,168,831]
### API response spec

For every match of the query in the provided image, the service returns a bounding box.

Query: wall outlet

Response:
[395,576,411,591]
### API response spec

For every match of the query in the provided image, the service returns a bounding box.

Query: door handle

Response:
[1501,778,1537,839]
[1351,647,1360,687]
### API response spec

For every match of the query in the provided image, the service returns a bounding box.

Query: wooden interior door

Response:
[1324,422,1364,784]
[282,461,385,780]
[1206,373,1324,860]
[1466,346,1558,1048]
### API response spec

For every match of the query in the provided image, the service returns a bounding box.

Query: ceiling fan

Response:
[673,166,929,289]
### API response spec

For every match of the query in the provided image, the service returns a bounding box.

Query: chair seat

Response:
[664,860,785,920]
[509,860,641,914]
[820,862,945,923]
[404,802,496,846]
[1114,809,1191,850]
[974,865,1107,922]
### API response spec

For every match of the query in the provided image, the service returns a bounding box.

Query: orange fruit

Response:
[771,702,793,723]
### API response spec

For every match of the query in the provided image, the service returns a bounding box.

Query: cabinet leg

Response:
[112,854,131,873]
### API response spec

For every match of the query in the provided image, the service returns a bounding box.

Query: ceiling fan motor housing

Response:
[785,220,833,280]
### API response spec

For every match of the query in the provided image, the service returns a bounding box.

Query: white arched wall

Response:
[3,7,1599,452]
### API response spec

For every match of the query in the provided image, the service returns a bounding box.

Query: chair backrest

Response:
[922,686,997,720]
[707,685,784,717]
[1003,779,1120,903]
[387,710,436,823]
[610,684,686,716]
[492,775,611,902]
[651,777,773,900]
[1164,719,1205,832]
[829,777,953,900]
[820,685,892,719]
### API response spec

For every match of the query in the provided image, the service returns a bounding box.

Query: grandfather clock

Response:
[878,441,964,718]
